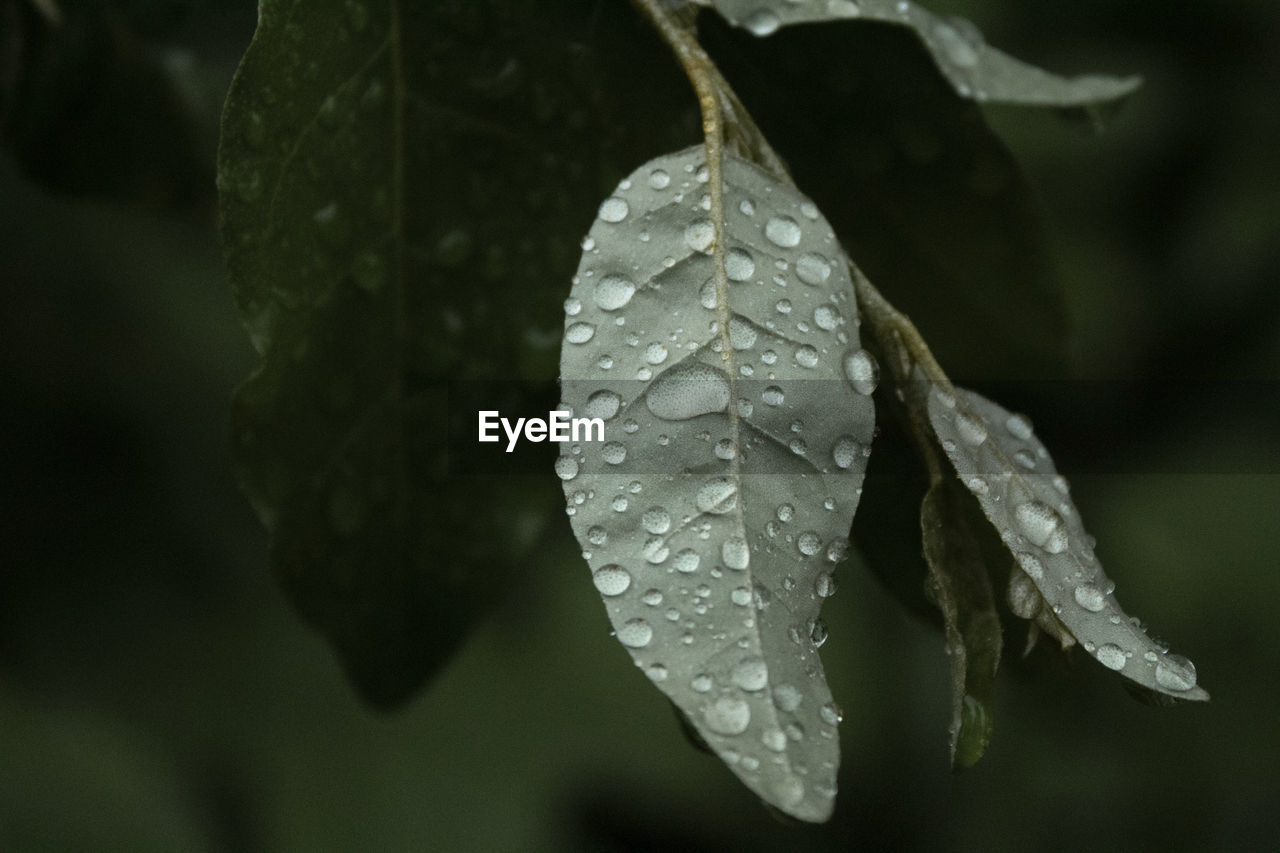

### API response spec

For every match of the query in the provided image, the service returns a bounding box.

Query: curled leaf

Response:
[926,382,1208,702]
[920,477,1002,768]
[558,144,875,821]
[703,0,1140,107]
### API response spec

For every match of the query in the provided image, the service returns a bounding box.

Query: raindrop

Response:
[728,315,758,350]
[809,619,829,647]
[598,197,629,223]
[565,322,595,344]
[726,248,756,281]
[1154,654,1197,691]
[1007,572,1040,619]
[739,198,756,216]
[642,535,669,564]
[714,438,736,460]
[616,618,653,648]
[593,274,636,310]
[795,345,819,368]
[642,506,671,534]
[703,696,751,735]
[731,586,752,606]
[645,343,669,365]
[642,588,663,606]
[1015,551,1044,580]
[731,657,769,691]
[691,673,714,693]
[743,9,781,36]
[843,349,879,395]
[554,456,579,481]
[601,442,627,465]
[593,564,632,596]
[648,168,670,189]
[647,362,731,420]
[584,390,621,420]
[831,436,862,469]
[673,548,700,573]
[1005,413,1034,440]
[762,728,787,752]
[776,503,795,522]
[795,252,832,285]
[814,573,837,598]
[765,215,802,247]
[1096,643,1127,671]
[563,297,582,316]
[611,495,629,512]
[586,526,607,546]
[798,531,823,556]
[775,299,792,315]
[684,219,715,252]
[1074,583,1107,612]
[761,386,785,406]
[1014,501,1068,554]
[773,684,802,712]
[722,537,751,570]
[813,305,841,330]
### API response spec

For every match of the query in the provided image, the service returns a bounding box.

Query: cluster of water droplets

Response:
[926,383,1205,700]
[556,145,878,820]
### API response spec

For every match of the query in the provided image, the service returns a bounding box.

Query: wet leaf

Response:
[702,0,1140,107]
[558,144,875,821]
[920,476,1002,768]
[926,382,1208,702]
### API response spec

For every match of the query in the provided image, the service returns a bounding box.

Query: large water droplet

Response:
[728,315,758,350]
[1015,551,1044,580]
[795,345,819,368]
[831,436,862,469]
[1073,583,1107,613]
[795,252,832,285]
[641,506,671,535]
[732,656,768,691]
[601,442,627,465]
[647,362,731,420]
[598,197,629,223]
[684,219,714,252]
[1154,653,1197,691]
[1014,501,1068,554]
[798,531,823,556]
[554,456,579,481]
[1096,643,1127,671]
[1005,413,1034,440]
[773,684,802,712]
[843,349,878,395]
[565,322,595,344]
[648,168,670,189]
[593,564,632,596]
[593,274,636,310]
[616,618,653,648]
[673,548,700,573]
[703,696,751,735]
[813,305,841,331]
[765,215,802,247]
[722,537,751,570]
[584,390,621,420]
[726,248,756,281]
[761,386,785,407]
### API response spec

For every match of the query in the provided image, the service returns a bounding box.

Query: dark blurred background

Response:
[2,1,1278,850]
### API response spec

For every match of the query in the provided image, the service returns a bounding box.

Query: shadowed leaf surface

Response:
[217,0,694,706]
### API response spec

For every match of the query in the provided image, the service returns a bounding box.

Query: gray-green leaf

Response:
[558,145,875,822]
[926,382,1208,702]
[702,0,1140,107]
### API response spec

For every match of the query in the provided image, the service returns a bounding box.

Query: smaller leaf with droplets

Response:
[703,0,1140,107]
[926,382,1207,702]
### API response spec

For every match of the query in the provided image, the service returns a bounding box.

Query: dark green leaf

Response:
[217,0,695,706]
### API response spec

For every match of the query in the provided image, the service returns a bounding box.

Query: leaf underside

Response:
[558,144,876,821]
[704,0,1140,107]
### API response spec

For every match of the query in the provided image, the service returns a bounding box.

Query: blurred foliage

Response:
[2,0,1279,850]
